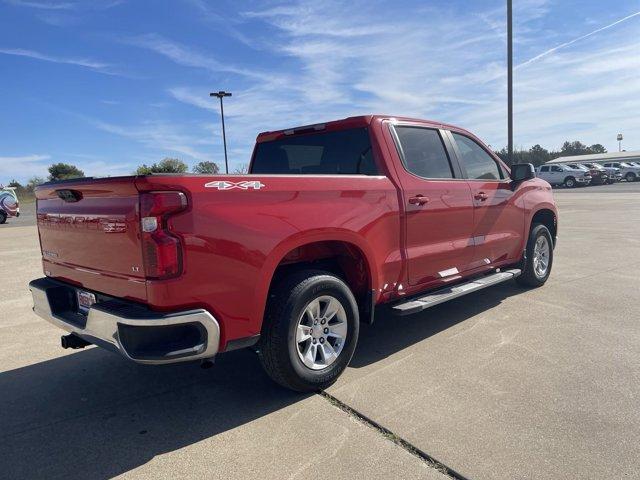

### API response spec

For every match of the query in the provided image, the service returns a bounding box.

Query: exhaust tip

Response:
[200,359,214,369]
[61,334,91,349]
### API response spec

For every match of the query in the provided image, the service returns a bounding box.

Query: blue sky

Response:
[1,0,639,183]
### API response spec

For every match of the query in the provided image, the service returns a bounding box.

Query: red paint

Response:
[34,115,557,350]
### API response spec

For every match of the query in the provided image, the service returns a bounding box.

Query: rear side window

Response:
[393,126,453,178]
[251,128,377,175]
[452,133,502,180]
[540,166,549,172]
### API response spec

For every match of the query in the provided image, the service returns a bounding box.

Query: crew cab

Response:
[29,115,558,391]
[536,164,591,188]
[602,161,640,182]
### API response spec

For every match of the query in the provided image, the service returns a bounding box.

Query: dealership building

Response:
[546,150,640,165]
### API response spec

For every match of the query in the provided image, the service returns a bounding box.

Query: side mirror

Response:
[510,163,536,183]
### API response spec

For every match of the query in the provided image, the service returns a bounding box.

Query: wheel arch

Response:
[530,208,557,246]
[255,231,378,331]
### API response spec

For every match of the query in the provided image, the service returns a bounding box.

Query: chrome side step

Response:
[392,269,521,316]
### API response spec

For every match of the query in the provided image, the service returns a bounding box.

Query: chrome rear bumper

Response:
[29,277,220,365]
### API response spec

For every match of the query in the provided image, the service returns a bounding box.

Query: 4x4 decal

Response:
[205,180,265,190]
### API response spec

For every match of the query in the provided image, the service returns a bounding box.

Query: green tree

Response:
[27,176,45,193]
[48,163,85,181]
[136,158,188,175]
[560,141,589,156]
[192,161,220,174]
[588,144,607,154]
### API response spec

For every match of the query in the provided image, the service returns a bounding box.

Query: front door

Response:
[449,131,524,268]
[390,125,476,287]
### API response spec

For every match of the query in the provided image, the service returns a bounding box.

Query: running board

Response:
[392,269,521,316]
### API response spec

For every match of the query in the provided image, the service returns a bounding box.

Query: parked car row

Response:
[536,161,640,187]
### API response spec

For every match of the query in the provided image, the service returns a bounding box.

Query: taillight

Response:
[140,191,187,279]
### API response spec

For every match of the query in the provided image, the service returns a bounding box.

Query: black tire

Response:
[0,211,6,224]
[258,270,359,392]
[564,176,576,188]
[517,224,554,288]
[625,172,636,182]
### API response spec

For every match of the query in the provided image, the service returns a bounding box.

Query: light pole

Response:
[210,91,232,174]
[507,0,513,164]
[617,133,623,152]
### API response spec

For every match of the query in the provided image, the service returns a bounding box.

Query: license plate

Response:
[76,290,96,314]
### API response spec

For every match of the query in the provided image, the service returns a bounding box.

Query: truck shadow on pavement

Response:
[0,283,525,479]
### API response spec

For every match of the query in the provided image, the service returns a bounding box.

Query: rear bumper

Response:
[29,277,220,365]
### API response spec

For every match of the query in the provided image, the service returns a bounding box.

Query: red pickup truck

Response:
[30,115,557,391]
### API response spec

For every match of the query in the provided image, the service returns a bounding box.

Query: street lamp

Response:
[507,0,513,164]
[210,91,232,174]
[617,133,623,152]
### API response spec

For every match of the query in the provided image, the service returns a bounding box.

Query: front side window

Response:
[452,133,502,180]
[552,166,562,172]
[250,127,377,175]
[393,126,454,178]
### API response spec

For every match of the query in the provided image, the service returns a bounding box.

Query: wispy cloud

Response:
[0,154,50,162]
[3,0,74,10]
[163,0,640,157]
[124,34,268,81]
[0,47,115,73]
[88,117,216,163]
[0,154,51,181]
[517,10,640,68]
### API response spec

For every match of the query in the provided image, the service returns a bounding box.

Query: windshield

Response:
[0,188,18,201]
[251,128,377,175]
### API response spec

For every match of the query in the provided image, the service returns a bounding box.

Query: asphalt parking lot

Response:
[1,183,639,479]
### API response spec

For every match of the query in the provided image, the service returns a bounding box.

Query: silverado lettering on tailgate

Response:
[37,213,127,233]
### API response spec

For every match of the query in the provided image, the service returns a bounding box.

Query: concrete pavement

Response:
[328,185,640,479]
[0,226,446,479]
[1,183,639,479]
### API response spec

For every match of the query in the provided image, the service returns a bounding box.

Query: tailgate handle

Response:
[56,189,83,202]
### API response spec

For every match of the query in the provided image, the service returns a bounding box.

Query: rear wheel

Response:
[564,176,576,188]
[517,224,553,288]
[0,211,6,224]
[258,270,359,392]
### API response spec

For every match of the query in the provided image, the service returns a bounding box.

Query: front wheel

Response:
[0,211,7,224]
[564,176,576,188]
[517,224,554,288]
[625,173,636,182]
[258,270,359,392]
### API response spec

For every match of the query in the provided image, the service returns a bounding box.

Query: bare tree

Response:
[232,163,249,174]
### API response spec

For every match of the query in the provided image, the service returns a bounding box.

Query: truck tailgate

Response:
[36,177,147,301]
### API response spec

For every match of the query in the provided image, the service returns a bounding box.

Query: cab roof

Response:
[255,115,469,142]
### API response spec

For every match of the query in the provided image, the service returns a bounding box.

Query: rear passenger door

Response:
[550,165,564,184]
[448,132,524,268]
[390,124,476,287]
[538,165,551,182]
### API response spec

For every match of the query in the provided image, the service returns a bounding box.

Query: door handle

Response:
[408,195,430,205]
[474,192,488,201]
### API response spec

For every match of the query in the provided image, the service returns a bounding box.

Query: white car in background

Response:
[536,164,591,188]
[602,162,640,182]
